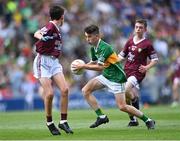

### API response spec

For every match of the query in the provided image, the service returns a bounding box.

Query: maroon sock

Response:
[46,116,52,122]
[61,113,67,120]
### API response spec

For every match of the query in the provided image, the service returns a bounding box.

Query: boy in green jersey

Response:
[73,24,155,130]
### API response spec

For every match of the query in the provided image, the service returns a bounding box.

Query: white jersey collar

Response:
[50,21,60,31]
[94,39,101,52]
[133,36,145,45]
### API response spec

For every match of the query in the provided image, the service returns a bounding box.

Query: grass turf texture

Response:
[0,105,180,140]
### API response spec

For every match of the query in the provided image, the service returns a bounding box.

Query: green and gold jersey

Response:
[90,39,127,83]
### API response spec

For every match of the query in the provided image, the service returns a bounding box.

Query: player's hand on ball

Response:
[71,59,85,75]
[72,62,83,69]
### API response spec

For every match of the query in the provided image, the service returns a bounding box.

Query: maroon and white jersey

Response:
[171,57,180,80]
[119,37,158,83]
[35,21,62,58]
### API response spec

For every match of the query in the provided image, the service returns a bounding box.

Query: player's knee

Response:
[118,104,128,112]
[82,87,87,95]
[125,87,131,95]
[45,91,54,100]
[61,87,69,97]
[125,89,134,100]
[44,88,53,95]
[82,86,91,97]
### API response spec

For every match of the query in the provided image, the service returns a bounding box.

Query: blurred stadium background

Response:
[0,0,179,111]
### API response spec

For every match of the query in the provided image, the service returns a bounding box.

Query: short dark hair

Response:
[84,25,99,34]
[49,5,64,20]
[135,19,147,28]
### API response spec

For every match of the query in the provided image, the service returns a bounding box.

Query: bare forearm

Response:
[34,30,43,40]
[74,61,104,71]
[83,63,104,71]
[146,60,158,70]
[139,60,158,73]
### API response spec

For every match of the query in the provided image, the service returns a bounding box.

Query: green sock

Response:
[140,114,149,122]
[95,108,104,116]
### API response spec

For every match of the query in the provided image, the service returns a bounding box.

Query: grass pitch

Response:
[0,105,180,140]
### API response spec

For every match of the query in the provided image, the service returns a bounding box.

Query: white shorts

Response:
[127,76,140,89]
[33,54,63,79]
[95,75,125,94]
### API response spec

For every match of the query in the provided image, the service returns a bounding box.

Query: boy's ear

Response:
[99,33,103,38]
[144,27,147,32]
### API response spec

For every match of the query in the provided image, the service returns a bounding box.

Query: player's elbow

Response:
[34,30,42,39]
[151,59,158,66]
[34,32,38,38]
[153,60,158,65]
[96,66,104,71]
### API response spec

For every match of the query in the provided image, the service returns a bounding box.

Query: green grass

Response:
[0,105,180,140]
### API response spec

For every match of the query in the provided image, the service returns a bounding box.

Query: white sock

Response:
[47,121,54,126]
[60,120,67,124]
[99,115,106,118]
[145,118,151,123]
[131,117,137,122]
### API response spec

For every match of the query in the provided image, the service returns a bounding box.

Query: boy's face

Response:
[84,32,99,46]
[134,22,146,35]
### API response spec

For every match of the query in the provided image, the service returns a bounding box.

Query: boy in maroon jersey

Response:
[33,5,73,135]
[118,19,158,126]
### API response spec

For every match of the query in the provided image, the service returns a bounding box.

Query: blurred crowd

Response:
[0,0,179,105]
